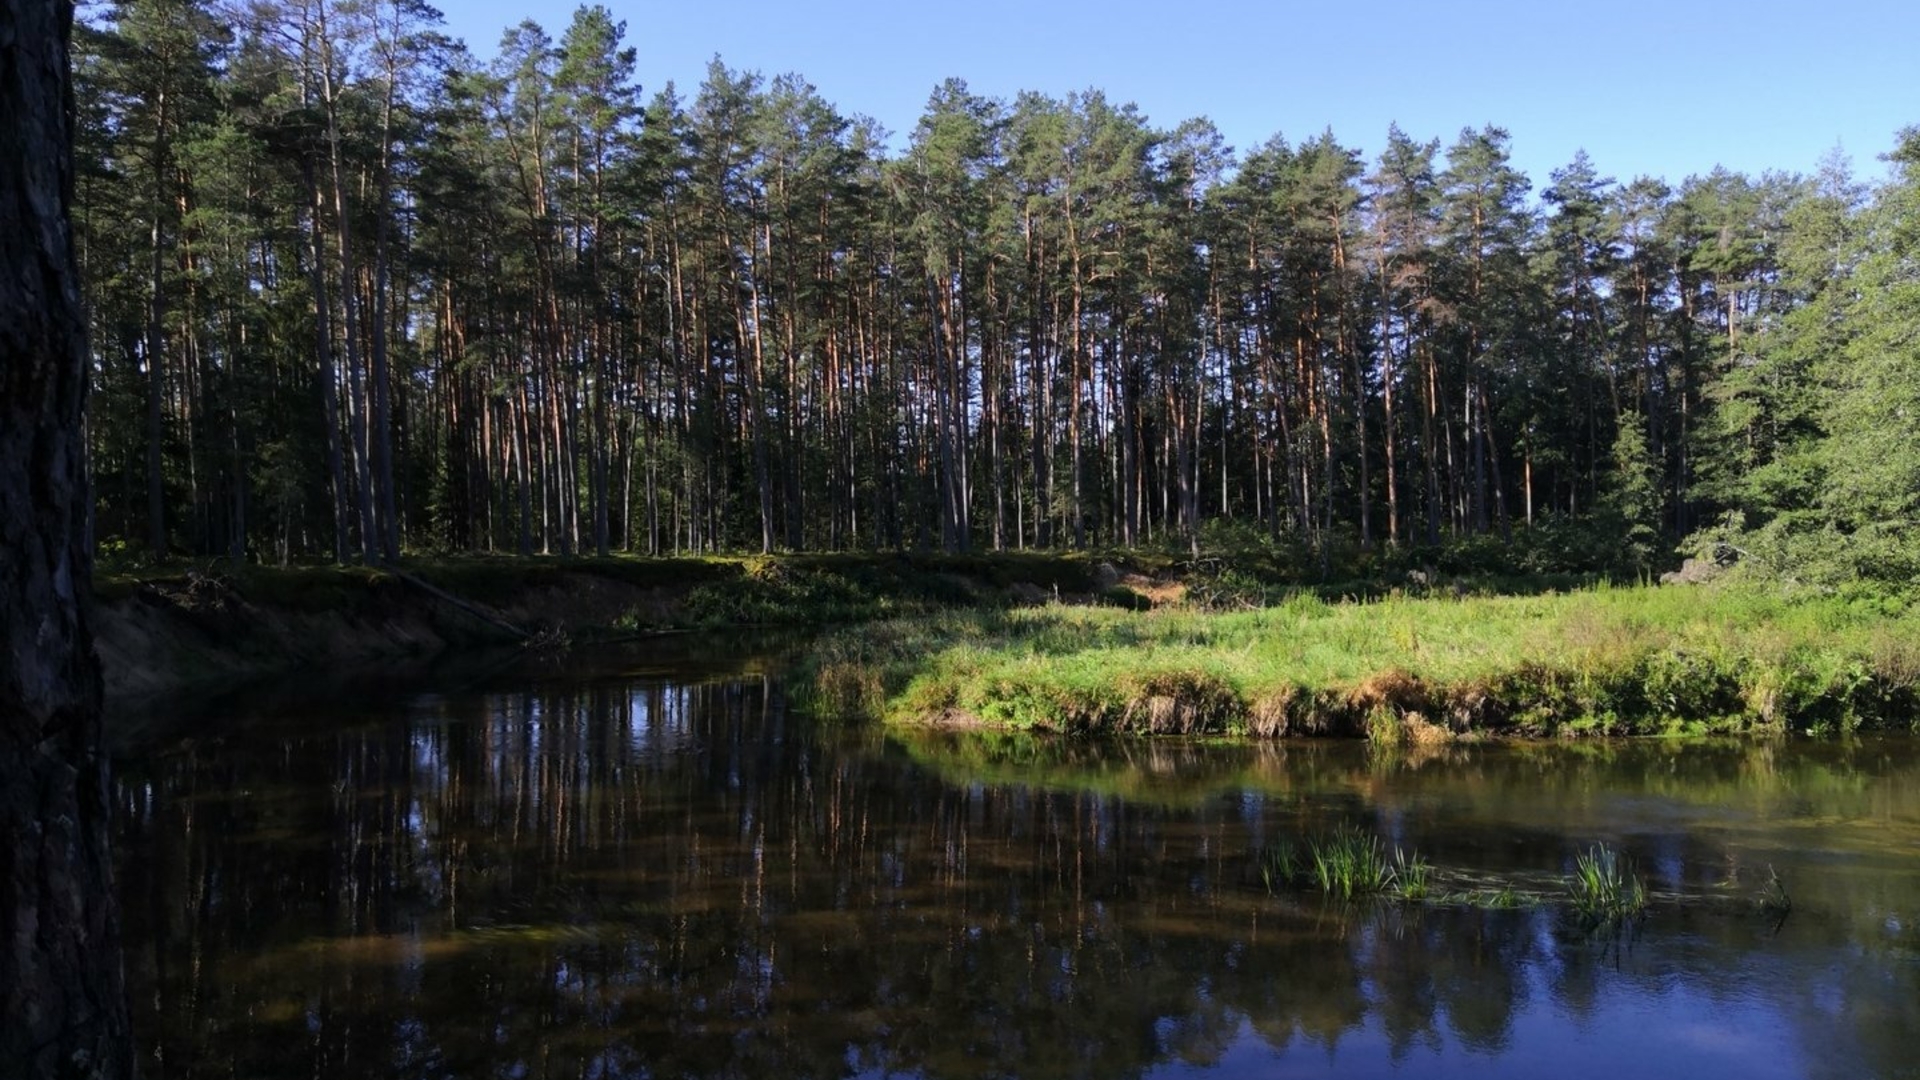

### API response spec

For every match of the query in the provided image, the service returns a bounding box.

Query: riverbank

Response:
[91,552,1109,701]
[99,555,1920,739]
[799,586,1920,738]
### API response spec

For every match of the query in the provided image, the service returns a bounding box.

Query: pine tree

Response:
[1816,132,1920,582]
[1,1,133,1073]
[1602,410,1662,574]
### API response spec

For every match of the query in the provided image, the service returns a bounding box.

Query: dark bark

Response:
[0,1,134,1076]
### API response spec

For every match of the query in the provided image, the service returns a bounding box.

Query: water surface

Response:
[114,643,1920,1079]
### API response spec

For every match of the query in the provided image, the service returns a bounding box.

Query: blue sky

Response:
[438,0,1916,193]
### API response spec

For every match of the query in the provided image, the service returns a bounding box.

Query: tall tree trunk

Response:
[983,262,1004,551]
[315,28,378,566]
[1068,254,1085,549]
[1481,381,1512,542]
[1377,289,1402,547]
[143,87,170,560]
[742,251,774,554]
[1333,223,1370,550]
[1026,211,1053,548]
[369,101,401,563]
[0,3,134,1074]
[301,161,350,564]
[1421,341,1442,547]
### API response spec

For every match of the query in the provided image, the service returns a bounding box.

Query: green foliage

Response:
[1687,141,1920,593]
[1601,412,1664,575]
[65,0,1920,599]
[682,555,988,627]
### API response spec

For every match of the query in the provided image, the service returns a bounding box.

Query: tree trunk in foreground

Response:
[0,1,135,1076]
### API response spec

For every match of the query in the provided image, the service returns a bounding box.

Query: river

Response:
[112,639,1920,1079]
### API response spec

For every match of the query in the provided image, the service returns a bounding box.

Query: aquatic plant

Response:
[1758,866,1793,921]
[1308,827,1397,899]
[1264,828,1437,902]
[1467,886,1524,909]
[1260,841,1299,894]
[1565,843,1648,929]
[1388,846,1433,900]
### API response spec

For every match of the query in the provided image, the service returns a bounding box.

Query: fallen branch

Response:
[388,568,530,640]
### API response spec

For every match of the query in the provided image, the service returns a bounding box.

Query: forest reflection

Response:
[115,664,1920,1080]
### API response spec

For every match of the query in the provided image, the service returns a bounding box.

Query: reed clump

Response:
[1565,843,1648,930]
[1264,828,1432,902]
[1264,828,1663,925]
[1310,827,1397,899]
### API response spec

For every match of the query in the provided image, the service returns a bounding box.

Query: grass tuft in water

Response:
[1267,829,1434,902]
[1566,843,1648,929]
[1260,841,1300,893]
[1308,827,1398,899]
[1466,885,1525,909]
[1757,865,1793,921]
[1389,847,1433,900]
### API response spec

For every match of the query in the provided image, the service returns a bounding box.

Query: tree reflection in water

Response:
[115,663,1920,1079]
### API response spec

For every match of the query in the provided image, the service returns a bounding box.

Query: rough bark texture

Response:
[1,1,135,1076]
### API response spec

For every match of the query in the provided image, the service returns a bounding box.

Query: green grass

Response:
[1565,843,1648,930]
[795,584,1920,737]
[1261,828,1661,923]
[1262,828,1433,902]
[1389,847,1434,901]
[1260,841,1300,893]
[1465,885,1525,910]
[1309,827,1398,898]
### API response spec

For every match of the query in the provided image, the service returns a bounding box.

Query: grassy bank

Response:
[799,585,1920,737]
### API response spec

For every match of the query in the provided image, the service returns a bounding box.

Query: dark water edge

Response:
[111,641,1920,1080]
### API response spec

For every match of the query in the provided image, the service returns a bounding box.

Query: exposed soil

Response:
[91,567,683,704]
[88,552,1115,707]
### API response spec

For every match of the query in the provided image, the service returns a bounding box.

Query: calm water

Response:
[113,642,1920,1079]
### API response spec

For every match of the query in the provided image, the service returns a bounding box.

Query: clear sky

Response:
[438,0,1917,193]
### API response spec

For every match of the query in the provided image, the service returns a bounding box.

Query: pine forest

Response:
[75,0,1920,588]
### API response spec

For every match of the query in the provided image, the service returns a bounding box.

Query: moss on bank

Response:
[796,586,1920,738]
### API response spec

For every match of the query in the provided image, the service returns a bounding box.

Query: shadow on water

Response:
[113,646,1920,1079]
